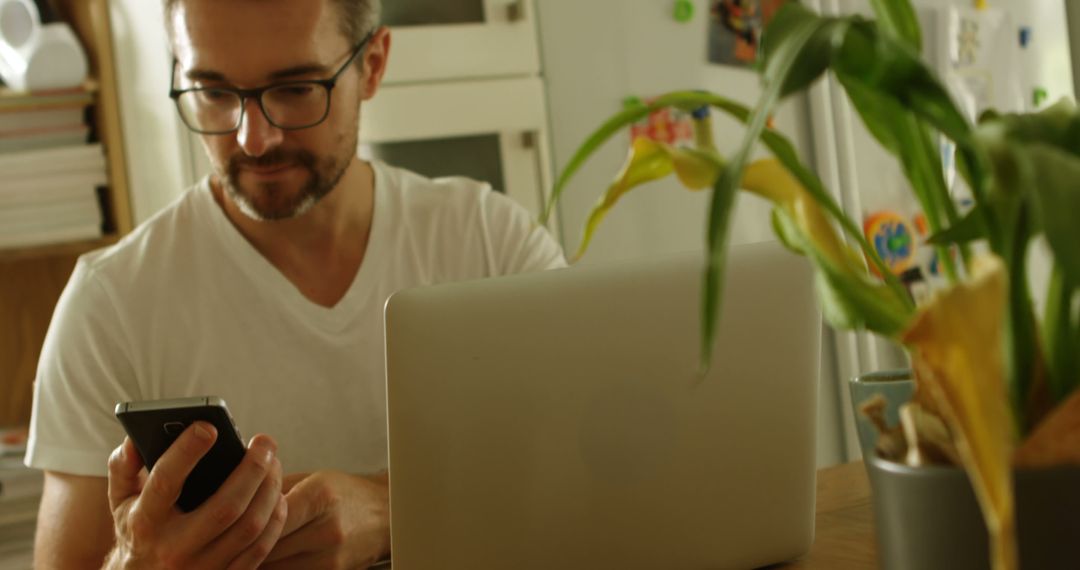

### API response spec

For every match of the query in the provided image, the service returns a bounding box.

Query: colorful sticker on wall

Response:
[624,96,695,146]
[864,211,918,276]
[912,211,966,280]
[707,0,788,67]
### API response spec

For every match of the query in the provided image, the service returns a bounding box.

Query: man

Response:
[25,0,564,568]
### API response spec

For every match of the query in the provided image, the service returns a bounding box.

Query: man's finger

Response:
[195,456,283,562]
[107,437,144,511]
[281,472,309,494]
[277,476,324,538]
[137,421,217,522]
[262,521,318,564]
[184,434,277,545]
[226,496,287,570]
[260,550,336,570]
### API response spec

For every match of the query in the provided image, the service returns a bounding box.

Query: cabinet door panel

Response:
[364,134,507,192]
[382,0,485,27]
[382,0,539,84]
[360,77,555,229]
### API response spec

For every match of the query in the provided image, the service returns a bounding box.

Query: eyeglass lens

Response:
[176,83,330,133]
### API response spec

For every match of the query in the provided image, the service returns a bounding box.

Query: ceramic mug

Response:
[847,369,914,457]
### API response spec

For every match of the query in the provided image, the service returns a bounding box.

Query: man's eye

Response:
[199,89,235,103]
[276,85,316,97]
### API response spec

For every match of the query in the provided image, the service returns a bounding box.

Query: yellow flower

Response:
[902,255,1017,570]
[741,159,864,274]
[573,136,722,261]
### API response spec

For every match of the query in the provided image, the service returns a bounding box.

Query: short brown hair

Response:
[165,0,381,46]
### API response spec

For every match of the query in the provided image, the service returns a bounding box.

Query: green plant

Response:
[541,2,1080,569]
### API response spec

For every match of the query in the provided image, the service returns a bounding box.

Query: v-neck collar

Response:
[201,160,388,332]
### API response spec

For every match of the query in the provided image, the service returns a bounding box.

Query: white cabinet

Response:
[359,77,553,221]
[382,0,539,84]
[364,0,558,236]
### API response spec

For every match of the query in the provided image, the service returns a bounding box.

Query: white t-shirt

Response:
[26,160,565,477]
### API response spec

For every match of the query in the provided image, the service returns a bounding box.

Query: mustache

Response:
[228,148,315,170]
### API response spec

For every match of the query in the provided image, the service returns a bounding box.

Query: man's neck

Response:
[211,158,376,308]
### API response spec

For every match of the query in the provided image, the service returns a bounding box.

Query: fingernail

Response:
[253,438,276,462]
[194,422,215,442]
[253,436,277,454]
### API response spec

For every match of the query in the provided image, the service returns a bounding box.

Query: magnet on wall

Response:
[1033,87,1048,107]
[673,0,694,23]
[707,1,788,67]
[1019,26,1031,48]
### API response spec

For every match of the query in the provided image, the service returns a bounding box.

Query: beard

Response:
[221,130,356,221]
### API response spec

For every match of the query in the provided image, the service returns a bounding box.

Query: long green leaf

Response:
[1072,295,1080,401]
[701,3,832,370]
[760,4,849,97]
[974,130,1042,433]
[836,70,963,280]
[540,88,911,308]
[841,19,993,253]
[704,89,914,309]
[1023,144,1080,292]
[824,14,993,260]
[833,17,977,159]
[983,99,1080,159]
[926,205,989,246]
[835,70,901,154]
[868,0,922,51]
[749,110,909,305]
[832,19,971,279]
[1043,265,1080,403]
[1024,143,1080,407]
[541,89,806,225]
[770,207,805,256]
[1001,203,1038,434]
[541,104,653,223]
[773,208,912,336]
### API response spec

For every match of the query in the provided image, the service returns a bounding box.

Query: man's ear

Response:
[360,26,391,100]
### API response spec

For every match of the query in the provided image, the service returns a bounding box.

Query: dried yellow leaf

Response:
[902,255,1017,570]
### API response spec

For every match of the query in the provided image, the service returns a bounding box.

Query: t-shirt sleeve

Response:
[25,257,136,476]
[478,189,567,275]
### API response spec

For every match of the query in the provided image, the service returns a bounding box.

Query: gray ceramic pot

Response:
[851,370,1080,568]
[867,455,1080,569]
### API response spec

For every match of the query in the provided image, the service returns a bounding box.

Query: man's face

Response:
[169,0,364,221]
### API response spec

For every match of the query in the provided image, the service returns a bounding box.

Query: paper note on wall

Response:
[943,7,1023,119]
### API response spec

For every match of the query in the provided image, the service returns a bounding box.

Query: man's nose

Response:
[236,98,283,157]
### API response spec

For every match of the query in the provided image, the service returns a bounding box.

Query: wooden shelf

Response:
[57,0,133,237]
[0,234,120,263]
[0,0,131,426]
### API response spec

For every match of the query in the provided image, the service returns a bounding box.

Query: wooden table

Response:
[778,461,878,569]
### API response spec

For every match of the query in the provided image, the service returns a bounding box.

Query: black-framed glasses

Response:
[169,29,375,135]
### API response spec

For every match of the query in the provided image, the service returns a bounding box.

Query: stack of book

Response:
[0,427,40,568]
[1,86,107,250]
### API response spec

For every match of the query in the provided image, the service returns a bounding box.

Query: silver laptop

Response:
[384,241,821,569]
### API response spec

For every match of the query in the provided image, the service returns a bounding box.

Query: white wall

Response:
[108,0,195,224]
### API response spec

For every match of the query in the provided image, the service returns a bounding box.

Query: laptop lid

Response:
[384,241,821,569]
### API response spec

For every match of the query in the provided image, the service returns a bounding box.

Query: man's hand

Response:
[261,470,390,569]
[105,422,287,569]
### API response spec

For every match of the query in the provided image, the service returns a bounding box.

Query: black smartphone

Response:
[115,396,246,512]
